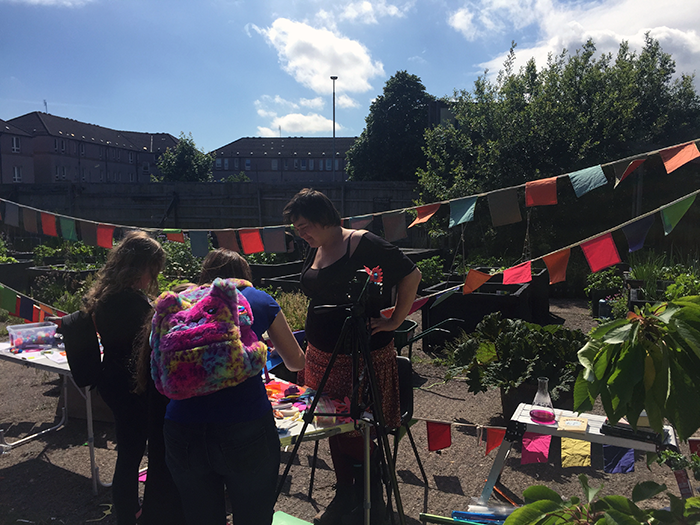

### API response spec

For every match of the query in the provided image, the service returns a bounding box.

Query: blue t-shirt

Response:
[164,286,281,424]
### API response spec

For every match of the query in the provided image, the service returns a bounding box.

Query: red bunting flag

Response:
[485,428,506,455]
[503,261,532,284]
[32,304,41,322]
[409,203,441,228]
[165,229,185,243]
[581,233,621,273]
[463,269,491,294]
[525,177,557,207]
[543,249,570,285]
[615,159,645,187]
[239,229,265,254]
[96,224,115,249]
[40,212,58,237]
[426,421,452,451]
[659,142,700,174]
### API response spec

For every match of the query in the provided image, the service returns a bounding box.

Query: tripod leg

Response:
[309,440,319,499]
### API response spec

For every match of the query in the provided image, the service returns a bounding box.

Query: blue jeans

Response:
[164,410,281,525]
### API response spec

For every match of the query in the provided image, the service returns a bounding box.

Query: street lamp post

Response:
[330,75,337,181]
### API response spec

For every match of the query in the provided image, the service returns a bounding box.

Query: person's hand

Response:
[369,315,401,335]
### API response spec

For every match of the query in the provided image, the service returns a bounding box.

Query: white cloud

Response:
[257,112,341,137]
[299,97,325,110]
[449,0,700,80]
[255,18,385,94]
[337,94,359,108]
[339,0,413,24]
[0,0,94,5]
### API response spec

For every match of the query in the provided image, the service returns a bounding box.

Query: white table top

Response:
[0,341,71,375]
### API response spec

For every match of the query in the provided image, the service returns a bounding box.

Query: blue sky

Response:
[1,0,699,153]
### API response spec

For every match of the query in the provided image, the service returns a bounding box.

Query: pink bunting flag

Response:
[543,249,570,285]
[659,142,700,174]
[525,177,557,207]
[381,296,429,318]
[581,233,621,273]
[503,261,532,284]
[521,432,551,464]
[409,203,441,228]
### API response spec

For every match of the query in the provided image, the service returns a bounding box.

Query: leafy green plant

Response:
[33,244,60,266]
[504,473,700,525]
[607,292,630,320]
[629,250,668,302]
[445,312,587,400]
[0,236,18,263]
[583,268,623,298]
[575,296,700,441]
[276,291,309,332]
[160,237,207,283]
[665,274,700,300]
[416,256,444,287]
[656,450,700,481]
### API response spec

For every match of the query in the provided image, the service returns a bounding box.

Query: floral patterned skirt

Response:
[298,341,400,430]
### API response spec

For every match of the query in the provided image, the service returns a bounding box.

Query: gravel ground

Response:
[0,299,692,525]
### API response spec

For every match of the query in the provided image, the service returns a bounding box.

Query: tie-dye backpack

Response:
[149,278,267,400]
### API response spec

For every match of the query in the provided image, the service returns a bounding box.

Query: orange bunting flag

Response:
[239,228,265,254]
[485,428,506,455]
[165,229,185,243]
[581,233,621,273]
[426,421,452,451]
[409,203,441,228]
[525,177,557,207]
[659,142,700,174]
[96,224,115,249]
[463,269,491,295]
[503,261,532,284]
[614,159,645,187]
[543,249,570,285]
[32,305,41,322]
[40,212,58,237]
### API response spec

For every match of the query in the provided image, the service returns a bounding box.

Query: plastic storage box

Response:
[7,321,58,349]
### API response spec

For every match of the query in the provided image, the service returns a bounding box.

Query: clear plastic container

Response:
[7,321,58,349]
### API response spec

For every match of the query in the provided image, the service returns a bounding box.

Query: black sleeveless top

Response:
[301,232,416,353]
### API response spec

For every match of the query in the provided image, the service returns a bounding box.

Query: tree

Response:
[155,132,214,182]
[346,70,436,181]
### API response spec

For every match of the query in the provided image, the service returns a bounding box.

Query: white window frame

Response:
[12,166,22,182]
[11,136,20,153]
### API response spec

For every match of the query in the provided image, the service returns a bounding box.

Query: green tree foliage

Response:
[419,35,700,201]
[346,70,436,181]
[155,132,214,182]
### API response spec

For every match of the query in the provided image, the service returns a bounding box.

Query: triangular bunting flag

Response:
[463,269,491,294]
[488,188,522,227]
[262,226,287,253]
[661,195,696,235]
[239,228,265,254]
[503,261,532,284]
[4,202,19,227]
[22,208,39,234]
[659,142,700,174]
[426,421,451,451]
[525,177,557,207]
[382,211,407,242]
[569,165,608,198]
[543,249,570,285]
[40,212,58,237]
[189,231,210,257]
[381,296,429,318]
[485,428,506,455]
[432,287,458,308]
[409,203,441,228]
[521,432,551,464]
[349,215,374,230]
[581,233,621,273]
[213,230,240,253]
[614,159,645,187]
[79,221,98,246]
[561,438,591,468]
[96,224,115,249]
[59,217,79,241]
[622,215,654,252]
[164,229,185,243]
[449,196,477,228]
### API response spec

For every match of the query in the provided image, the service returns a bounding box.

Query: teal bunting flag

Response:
[449,196,477,228]
[569,165,608,198]
[59,217,79,241]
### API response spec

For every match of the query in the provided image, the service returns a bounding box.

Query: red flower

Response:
[364,265,383,284]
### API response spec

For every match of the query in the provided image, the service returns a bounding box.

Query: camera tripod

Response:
[275,274,406,525]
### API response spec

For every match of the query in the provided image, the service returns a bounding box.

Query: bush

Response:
[276,291,309,332]
[416,256,444,287]
[583,268,623,298]
[160,237,206,283]
[665,274,700,300]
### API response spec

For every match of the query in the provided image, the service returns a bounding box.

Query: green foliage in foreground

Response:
[505,474,700,525]
[575,296,700,441]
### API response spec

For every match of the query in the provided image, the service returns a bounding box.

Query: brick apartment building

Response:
[1,112,178,184]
